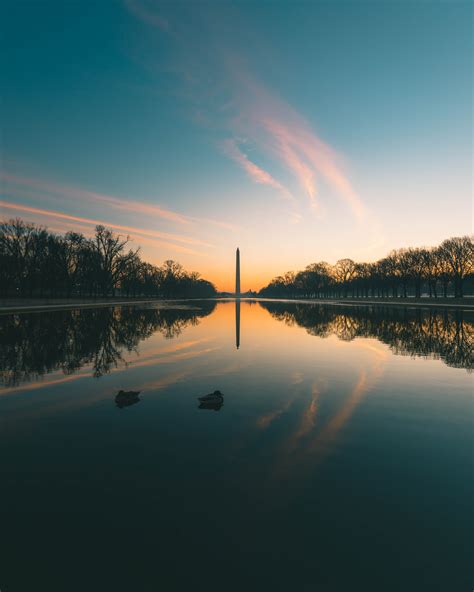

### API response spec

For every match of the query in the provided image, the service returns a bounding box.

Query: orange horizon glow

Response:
[1,166,470,292]
[0,197,282,290]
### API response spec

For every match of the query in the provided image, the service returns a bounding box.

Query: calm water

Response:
[0,300,472,591]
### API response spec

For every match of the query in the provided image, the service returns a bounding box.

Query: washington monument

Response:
[235,247,241,297]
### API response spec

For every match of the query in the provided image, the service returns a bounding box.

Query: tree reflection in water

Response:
[0,302,216,387]
[259,302,473,371]
[1,300,471,390]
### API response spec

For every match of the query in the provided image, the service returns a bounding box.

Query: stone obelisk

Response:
[235,247,241,297]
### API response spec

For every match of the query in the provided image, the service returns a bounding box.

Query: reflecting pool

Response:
[0,300,472,591]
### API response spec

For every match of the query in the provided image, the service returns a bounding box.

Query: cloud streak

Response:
[221,138,293,200]
[126,2,376,228]
[264,117,364,218]
[0,200,207,255]
[1,172,190,224]
[229,69,367,218]
[124,0,169,31]
[1,172,238,232]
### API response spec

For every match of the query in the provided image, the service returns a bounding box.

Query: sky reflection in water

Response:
[0,301,472,591]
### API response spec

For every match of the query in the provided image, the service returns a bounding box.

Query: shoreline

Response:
[252,297,474,310]
[0,295,473,314]
[0,299,200,315]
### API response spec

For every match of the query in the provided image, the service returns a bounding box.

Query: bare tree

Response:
[420,248,438,298]
[334,259,356,297]
[93,225,140,296]
[0,218,217,299]
[438,236,474,297]
[0,218,46,295]
[433,246,451,298]
[260,236,473,301]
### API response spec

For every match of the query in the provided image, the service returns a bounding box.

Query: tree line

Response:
[0,218,217,299]
[259,236,473,299]
[259,301,473,371]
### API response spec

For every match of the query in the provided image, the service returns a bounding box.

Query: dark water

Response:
[0,300,472,591]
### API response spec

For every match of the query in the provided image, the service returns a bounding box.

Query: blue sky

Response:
[1,0,472,290]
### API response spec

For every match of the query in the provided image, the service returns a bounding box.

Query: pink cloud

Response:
[1,172,190,224]
[221,139,293,200]
[1,172,238,231]
[261,117,362,216]
[227,69,366,218]
[125,3,382,237]
[124,0,169,31]
[0,201,206,255]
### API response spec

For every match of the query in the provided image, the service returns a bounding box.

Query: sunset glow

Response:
[2,1,471,291]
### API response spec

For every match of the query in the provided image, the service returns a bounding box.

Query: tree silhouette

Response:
[0,218,217,299]
[438,236,474,297]
[260,235,473,299]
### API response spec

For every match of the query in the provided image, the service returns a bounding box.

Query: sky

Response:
[1,0,472,291]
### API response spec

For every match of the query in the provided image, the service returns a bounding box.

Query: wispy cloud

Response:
[1,171,239,232]
[125,1,380,234]
[262,116,363,218]
[221,138,293,200]
[0,201,207,255]
[1,172,190,225]
[228,68,367,218]
[124,0,169,31]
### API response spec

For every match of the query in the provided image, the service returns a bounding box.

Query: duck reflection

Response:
[115,390,141,408]
[198,390,224,411]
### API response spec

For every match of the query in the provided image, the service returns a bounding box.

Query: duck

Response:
[198,390,224,411]
[198,390,224,403]
[115,390,141,408]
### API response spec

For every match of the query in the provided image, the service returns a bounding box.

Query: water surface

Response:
[0,300,472,591]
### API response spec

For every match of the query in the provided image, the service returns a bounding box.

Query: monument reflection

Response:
[235,299,240,349]
[0,300,472,391]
